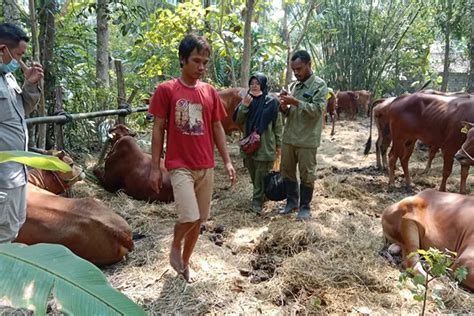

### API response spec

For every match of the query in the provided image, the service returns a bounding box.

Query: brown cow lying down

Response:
[28,150,85,194]
[15,183,134,266]
[388,92,474,193]
[382,189,474,291]
[94,124,174,203]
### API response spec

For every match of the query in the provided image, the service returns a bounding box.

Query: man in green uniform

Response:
[279,50,328,220]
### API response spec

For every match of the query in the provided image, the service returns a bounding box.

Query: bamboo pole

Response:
[26,107,148,126]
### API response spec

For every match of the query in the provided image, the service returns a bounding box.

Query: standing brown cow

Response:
[325,90,337,136]
[454,121,474,192]
[388,93,474,193]
[365,97,438,173]
[336,91,359,120]
[355,90,371,117]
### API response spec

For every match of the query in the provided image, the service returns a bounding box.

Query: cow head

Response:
[108,124,137,144]
[455,122,474,165]
[28,150,85,194]
[51,150,85,186]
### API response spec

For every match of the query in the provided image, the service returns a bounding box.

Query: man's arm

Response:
[212,120,236,186]
[150,117,166,192]
[21,81,40,115]
[280,81,328,118]
[297,81,328,118]
[21,62,43,115]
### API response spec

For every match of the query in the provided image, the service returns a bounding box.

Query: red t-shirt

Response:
[148,78,227,170]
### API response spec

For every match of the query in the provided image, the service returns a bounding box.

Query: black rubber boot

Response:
[279,179,299,214]
[297,183,314,220]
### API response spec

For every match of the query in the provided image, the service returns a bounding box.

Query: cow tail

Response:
[364,102,374,155]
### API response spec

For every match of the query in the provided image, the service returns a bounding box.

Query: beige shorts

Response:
[169,168,214,223]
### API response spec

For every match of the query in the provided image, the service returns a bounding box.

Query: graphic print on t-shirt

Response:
[175,98,204,135]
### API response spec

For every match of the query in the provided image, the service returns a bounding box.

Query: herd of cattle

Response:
[16,87,474,292]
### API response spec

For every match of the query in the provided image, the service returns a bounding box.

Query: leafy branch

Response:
[399,248,468,315]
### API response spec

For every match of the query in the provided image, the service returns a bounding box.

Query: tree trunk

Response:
[28,0,47,149]
[240,0,256,87]
[39,0,57,149]
[441,2,452,92]
[468,0,474,93]
[283,1,292,88]
[4,0,21,25]
[114,60,126,125]
[96,0,110,92]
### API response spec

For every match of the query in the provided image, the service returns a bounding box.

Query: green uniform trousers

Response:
[280,143,318,186]
[243,158,274,207]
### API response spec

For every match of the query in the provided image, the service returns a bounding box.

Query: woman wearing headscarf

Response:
[233,73,283,214]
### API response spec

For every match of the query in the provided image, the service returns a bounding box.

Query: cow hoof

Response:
[388,243,401,255]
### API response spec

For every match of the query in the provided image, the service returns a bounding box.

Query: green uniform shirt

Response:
[235,100,283,162]
[282,74,328,148]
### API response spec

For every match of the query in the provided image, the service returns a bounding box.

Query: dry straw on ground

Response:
[68,117,473,314]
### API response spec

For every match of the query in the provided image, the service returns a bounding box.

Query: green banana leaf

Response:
[0,151,71,172]
[0,243,146,316]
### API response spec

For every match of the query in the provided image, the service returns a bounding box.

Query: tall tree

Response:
[28,0,47,148]
[39,0,57,149]
[39,0,57,110]
[282,0,292,87]
[240,0,255,87]
[468,0,474,93]
[4,0,21,25]
[96,0,110,92]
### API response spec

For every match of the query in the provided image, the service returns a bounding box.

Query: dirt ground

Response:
[74,116,473,314]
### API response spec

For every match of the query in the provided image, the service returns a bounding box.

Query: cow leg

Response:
[400,141,416,187]
[421,147,438,174]
[453,247,474,291]
[388,147,399,186]
[400,218,422,270]
[376,136,382,170]
[381,138,391,172]
[330,114,336,136]
[440,150,456,192]
[460,165,470,194]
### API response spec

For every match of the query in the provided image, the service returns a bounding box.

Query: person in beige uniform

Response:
[279,50,328,220]
[0,23,43,242]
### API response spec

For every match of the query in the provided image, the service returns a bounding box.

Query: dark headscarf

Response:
[233,73,279,137]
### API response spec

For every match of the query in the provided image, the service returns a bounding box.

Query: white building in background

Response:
[429,41,469,91]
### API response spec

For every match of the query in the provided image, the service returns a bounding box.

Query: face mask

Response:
[0,47,20,74]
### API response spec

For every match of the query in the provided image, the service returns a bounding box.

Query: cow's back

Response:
[102,135,174,202]
[389,94,453,146]
[17,184,133,266]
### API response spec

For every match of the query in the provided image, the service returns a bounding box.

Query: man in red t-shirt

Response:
[149,34,236,283]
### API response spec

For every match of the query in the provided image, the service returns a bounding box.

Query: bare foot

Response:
[181,265,197,283]
[169,246,183,274]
